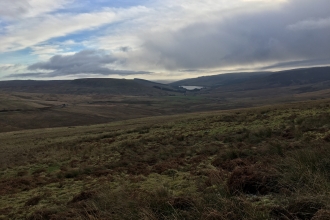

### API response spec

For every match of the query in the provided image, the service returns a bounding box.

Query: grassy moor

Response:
[1,67,330,219]
[1,99,330,219]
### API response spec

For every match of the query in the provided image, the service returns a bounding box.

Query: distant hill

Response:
[134,78,185,93]
[2,66,330,95]
[170,66,330,91]
[0,78,181,95]
[227,66,330,91]
[260,66,330,87]
[170,72,271,87]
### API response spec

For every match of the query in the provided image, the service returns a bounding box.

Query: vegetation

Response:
[1,99,330,219]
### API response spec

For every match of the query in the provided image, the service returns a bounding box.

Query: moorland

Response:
[1,66,330,219]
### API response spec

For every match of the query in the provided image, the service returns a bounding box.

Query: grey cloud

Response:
[6,72,46,78]
[8,70,151,78]
[25,50,150,77]
[0,64,20,71]
[0,0,30,19]
[134,0,330,71]
[119,46,131,52]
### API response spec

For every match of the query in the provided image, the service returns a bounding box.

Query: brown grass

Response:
[1,99,330,219]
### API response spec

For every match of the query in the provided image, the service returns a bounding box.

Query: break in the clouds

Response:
[1,0,330,80]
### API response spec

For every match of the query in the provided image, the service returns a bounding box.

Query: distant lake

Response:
[180,86,203,90]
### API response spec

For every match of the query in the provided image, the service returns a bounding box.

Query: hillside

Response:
[1,99,330,219]
[2,66,330,96]
[2,67,330,133]
[134,78,186,93]
[266,66,330,86]
[170,67,330,91]
[194,67,330,105]
[170,72,271,88]
[0,91,221,132]
[231,66,330,91]
[0,78,178,96]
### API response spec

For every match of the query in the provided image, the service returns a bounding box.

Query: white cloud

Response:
[0,6,149,53]
[91,0,330,75]
[0,0,30,19]
[0,0,72,19]
[25,0,73,17]
[2,0,330,79]
[30,44,64,60]
[88,0,289,73]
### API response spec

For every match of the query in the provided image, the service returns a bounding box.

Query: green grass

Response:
[1,99,330,219]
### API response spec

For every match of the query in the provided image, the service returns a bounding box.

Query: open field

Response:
[0,92,212,132]
[1,99,330,219]
[2,69,330,133]
[1,82,330,133]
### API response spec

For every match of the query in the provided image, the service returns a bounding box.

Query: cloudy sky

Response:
[0,0,330,81]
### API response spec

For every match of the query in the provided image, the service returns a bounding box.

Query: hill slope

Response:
[171,66,330,90]
[0,78,178,95]
[233,66,330,90]
[1,99,330,219]
[170,72,271,87]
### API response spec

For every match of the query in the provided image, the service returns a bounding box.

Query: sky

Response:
[0,0,330,81]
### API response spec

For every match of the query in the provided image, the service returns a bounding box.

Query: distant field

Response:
[1,82,329,133]
[0,92,203,132]
[1,99,330,219]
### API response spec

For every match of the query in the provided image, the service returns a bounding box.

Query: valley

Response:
[0,66,330,219]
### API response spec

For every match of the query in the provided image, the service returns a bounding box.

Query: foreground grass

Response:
[1,100,330,219]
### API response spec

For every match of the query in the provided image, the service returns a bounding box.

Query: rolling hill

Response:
[170,72,271,88]
[230,66,330,91]
[0,78,180,96]
[170,66,330,91]
[1,66,330,133]
[2,66,329,95]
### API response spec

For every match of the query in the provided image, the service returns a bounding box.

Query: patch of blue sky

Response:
[0,48,38,65]
[51,32,88,45]
[0,20,10,34]
[63,44,86,53]
[82,0,150,9]
[50,30,97,47]
[49,20,127,48]
[54,0,151,14]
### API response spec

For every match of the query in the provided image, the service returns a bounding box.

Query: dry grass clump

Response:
[270,198,326,220]
[311,209,330,220]
[227,165,279,195]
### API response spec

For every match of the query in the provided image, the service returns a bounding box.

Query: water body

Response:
[180,86,203,90]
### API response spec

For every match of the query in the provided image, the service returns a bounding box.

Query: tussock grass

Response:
[1,99,330,219]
